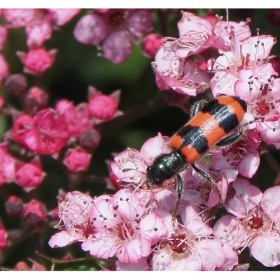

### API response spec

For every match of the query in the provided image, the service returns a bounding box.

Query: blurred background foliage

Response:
[1,8,280,270]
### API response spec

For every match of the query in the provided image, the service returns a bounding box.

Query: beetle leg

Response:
[172,174,183,221]
[216,130,243,147]
[191,163,223,204]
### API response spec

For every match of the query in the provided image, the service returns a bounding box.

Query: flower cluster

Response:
[48,10,280,271]
[1,8,280,272]
[73,9,154,64]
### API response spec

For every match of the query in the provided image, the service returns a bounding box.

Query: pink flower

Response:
[17,48,57,75]
[88,86,123,122]
[214,179,280,267]
[63,147,91,173]
[244,78,280,148]
[165,11,250,59]
[4,74,28,96]
[150,205,229,270]
[24,87,49,114]
[73,9,153,64]
[12,109,69,155]
[56,99,93,139]
[5,196,23,216]
[49,191,93,248]
[209,34,277,98]
[3,9,81,47]
[142,33,163,59]
[175,11,212,58]
[81,188,170,263]
[23,200,47,226]
[25,18,53,48]
[15,157,46,191]
[179,163,238,211]
[111,133,170,186]
[212,129,261,178]
[152,42,211,96]
[78,128,101,152]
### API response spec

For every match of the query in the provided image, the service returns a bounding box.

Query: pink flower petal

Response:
[213,214,248,249]
[116,258,150,271]
[140,210,169,244]
[181,205,212,236]
[226,178,262,217]
[261,186,280,222]
[197,239,224,270]
[251,234,280,267]
[81,232,116,259]
[116,237,151,263]
[140,133,170,164]
[218,243,238,271]
[48,231,80,248]
[237,150,260,178]
[112,189,146,221]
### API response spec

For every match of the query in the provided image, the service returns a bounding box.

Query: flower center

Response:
[116,222,135,240]
[170,234,188,253]
[243,207,271,233]
[248,216,263,229]
[255,99,270,116]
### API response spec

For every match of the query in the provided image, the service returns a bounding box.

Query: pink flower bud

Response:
[89,94,118,120]
[87,86,122,122]
[79,128,101,152]
[0,220,8,252]
[23,200,47,226]
[15,159,46,191]
[142,33,163,59]
[17,48,56,75]
[5,195,23,216]
[24,86,49,114]
[4,74,28,95]
[63,147,91,173]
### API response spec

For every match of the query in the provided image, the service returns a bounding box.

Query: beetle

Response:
[146,95,247,213]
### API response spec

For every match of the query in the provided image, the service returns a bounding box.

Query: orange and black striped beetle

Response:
[147,96,247,211]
